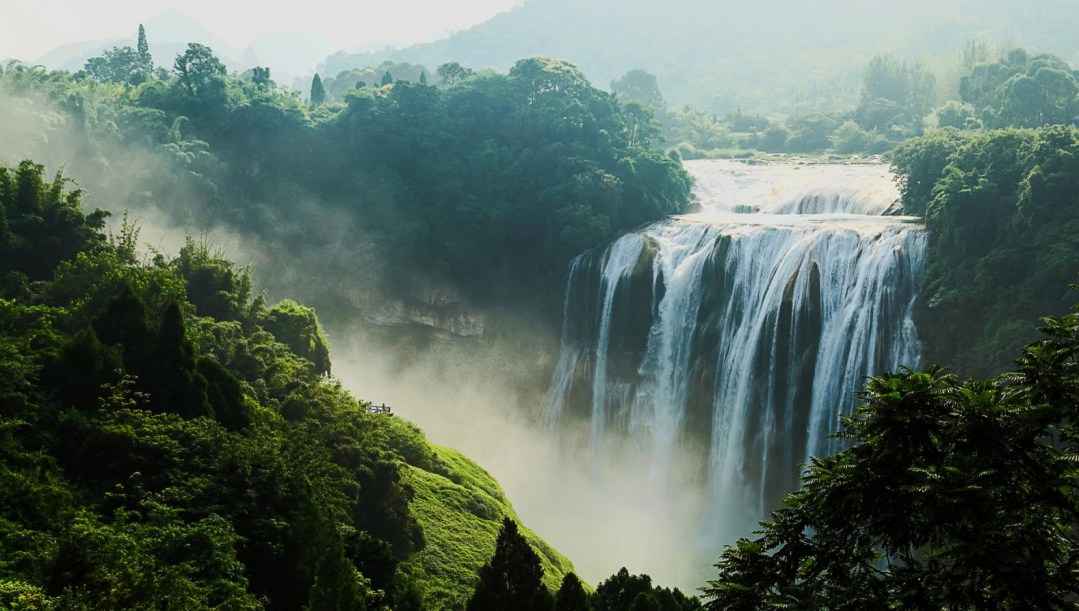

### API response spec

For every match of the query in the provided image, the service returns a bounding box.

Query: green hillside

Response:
[401,440,574,608]
[0,159,574,611]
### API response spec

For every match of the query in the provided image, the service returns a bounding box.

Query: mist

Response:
[330,330,716,589]
[0,84,717,587]
[6,2,1079,607]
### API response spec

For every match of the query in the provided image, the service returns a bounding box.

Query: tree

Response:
[702,295,1079,610]
[629,593,660,611]
[419,70,428,85]
[247,66,272,90]
[622,101,661,148]
[152,301,212,419]
[380,70,394,86]
[669,106,734,151]
[593,569,652,611]
[173,43,226,97]
[466,517,552,611]
[436,61,472,87]
[262,300,331,375]
[830,120,888,154]
[759,125,789,151]
[726,108,770,133]
[1001,68,1079,128]
[197,356,251,431]
[92,283,155,365]
[555,573,591,611]
[84,46,145,85]
[932,100,979,129]
[136,24,152,74]
[310,73,327,106]
[611,69,665,111]
[891,126,1079,374]
[510,56,591,102]
[856,53,937,133]
[959,48,1079,129]
[784,113,842,152]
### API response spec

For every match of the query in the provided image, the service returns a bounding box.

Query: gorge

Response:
[542,159,927,549]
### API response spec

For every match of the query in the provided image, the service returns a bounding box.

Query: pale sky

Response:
[0,0,525,61]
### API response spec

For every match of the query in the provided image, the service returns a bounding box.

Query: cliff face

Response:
[367,286,487,338]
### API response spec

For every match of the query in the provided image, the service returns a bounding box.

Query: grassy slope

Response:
[383,419,575,610]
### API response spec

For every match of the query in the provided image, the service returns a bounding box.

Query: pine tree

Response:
[299,498,368,611]
[467,518,552,611]
[0,166,10,243]
[381,71,393,86]
[419,71,428,85]
[54,327,122,411]
[556,573,591,611]
[92,283,155,367]
[137,24,152,73]
[152,301,211,419]
[310,73,327,106]
[198,356,251,431]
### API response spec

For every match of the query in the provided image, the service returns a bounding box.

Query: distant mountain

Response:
[34,9,244,73]
[319,0,1079,116]
[248,31,337,79]
[30,9,336,83]
[140,8,242,60]
[34,38,126,69]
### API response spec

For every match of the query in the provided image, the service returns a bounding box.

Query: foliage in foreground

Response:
[465,519,701,611]
[703,289,1079,610]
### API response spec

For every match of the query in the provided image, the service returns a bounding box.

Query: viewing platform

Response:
[364,402,394,416]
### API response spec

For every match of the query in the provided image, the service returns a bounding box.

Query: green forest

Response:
[3,3,1079,610]
[0,44,690,321]
[603,45,1079,160]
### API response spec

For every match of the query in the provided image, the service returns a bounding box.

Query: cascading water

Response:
[542,159,926,543]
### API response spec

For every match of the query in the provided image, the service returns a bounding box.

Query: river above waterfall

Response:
[542,158,926,562]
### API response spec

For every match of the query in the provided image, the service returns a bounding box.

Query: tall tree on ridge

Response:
[555,573,591,611]
[310,73,327,106]
[137,24,152,74]
[467,517,552,611]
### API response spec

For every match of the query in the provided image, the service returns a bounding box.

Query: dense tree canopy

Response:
[703,295,1079,610]
[892,125,1079,375]
[611,69,665,112]
[960,49,1079,129]
[592,568,701,611]
[0,159,582,611]
[3,46,692,323]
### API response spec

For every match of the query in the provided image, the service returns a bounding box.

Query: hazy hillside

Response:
[32,9,336,85]
[248,30,336,77]
[324,0,1079,115]
[35,9,243,72]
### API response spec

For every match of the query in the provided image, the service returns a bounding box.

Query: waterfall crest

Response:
[542,159,926,540]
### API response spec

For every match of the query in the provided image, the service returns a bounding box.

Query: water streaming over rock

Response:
[542,159,926,541]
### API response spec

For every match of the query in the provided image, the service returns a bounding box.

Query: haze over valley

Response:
[2,2,1079,610]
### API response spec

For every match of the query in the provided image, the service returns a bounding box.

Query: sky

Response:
[0,0,525,61]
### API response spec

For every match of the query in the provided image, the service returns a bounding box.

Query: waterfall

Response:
[542,159,926,541]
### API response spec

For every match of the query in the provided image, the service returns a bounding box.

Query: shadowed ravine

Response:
[542,159,926,548]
